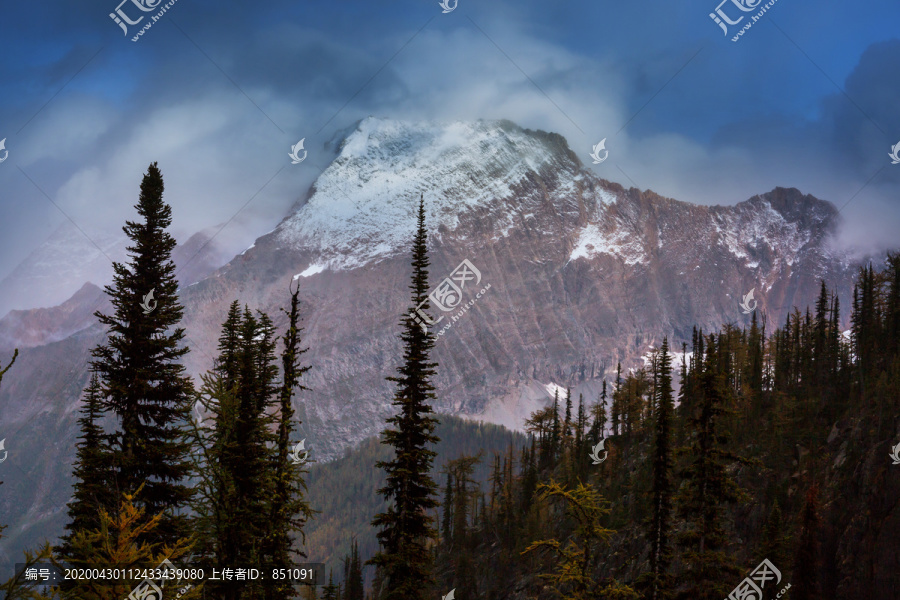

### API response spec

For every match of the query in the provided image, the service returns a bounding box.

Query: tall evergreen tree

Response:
[369,197,440,600]
[550,389,561,457]
[675,335,748,600]
[646,338,675,600]
[264,283,315,600]
[90,162,194,546]
[345,540,365,600]
[322,570,339,600]
[612,363,622,436]
[441,471,453,545]
[447,454,481,599]
[588,380,608,448]
[193,302,283,600]
[521,437,538,512]
[59,373,113,562]
[574,393,588,478]
[885,253,900,358]
[563,388,573,441]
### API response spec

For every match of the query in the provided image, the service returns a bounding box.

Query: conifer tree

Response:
[448,454,481,549]
[521,437,538,512]
[344,540,364,600]
[61,485,200,600]
[447,454,481,599]
[442,471,453,544]
[563,388,573,441]
[611,363,622,435]
[747,311,764,398]
[550,389,561,457]
[523,482,637,600]
[574,393,587,478]
[265,282,315,600]
[322,571,339,600]
[369,197,440,600]
[675,335,748,600]
[589,381,608,445]
[646,338,675,600]
[525,405,555,469]
[0,543,53,599]
[59,373,113,562]
[90,162,194,547]
[235,307,280,598]
[885,253,900,358]
[192,302,284,600]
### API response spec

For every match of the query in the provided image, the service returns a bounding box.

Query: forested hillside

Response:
[303,417,527,585]
[418,261,900,600]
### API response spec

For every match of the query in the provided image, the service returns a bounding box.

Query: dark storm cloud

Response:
[0,0,898,288]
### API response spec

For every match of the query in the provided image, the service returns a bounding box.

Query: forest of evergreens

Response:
[2,163,899,599]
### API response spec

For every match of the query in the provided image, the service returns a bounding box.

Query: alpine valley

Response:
[0,117,874,584]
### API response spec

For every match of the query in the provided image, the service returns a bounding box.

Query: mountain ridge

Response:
[0,117,877,578]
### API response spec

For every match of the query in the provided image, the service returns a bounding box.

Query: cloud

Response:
[1,0,898,289]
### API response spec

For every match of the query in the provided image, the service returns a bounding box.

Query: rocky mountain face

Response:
[0,117,863,575]
[0,282,105,350]
[173,117,857,457]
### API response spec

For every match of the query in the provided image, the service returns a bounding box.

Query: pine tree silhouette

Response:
[646,338,675,600]
[369,196,440,600]
[90,162,194,547]
[59,372,114,564]
[265,282,315,600]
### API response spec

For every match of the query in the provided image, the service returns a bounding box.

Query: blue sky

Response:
[0,0,898,283]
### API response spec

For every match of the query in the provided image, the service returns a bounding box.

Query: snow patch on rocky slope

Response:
[275,117,573,270]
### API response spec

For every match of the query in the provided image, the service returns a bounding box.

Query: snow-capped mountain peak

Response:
[275,117,583,271]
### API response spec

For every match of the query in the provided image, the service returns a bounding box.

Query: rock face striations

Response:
[171,117,855,457]
[0,117,862,575]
